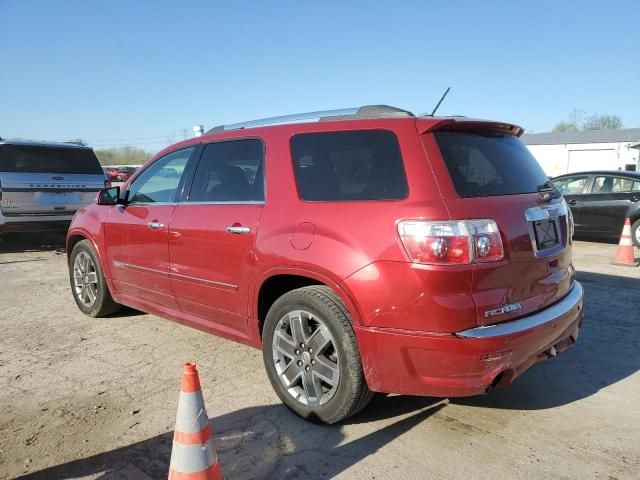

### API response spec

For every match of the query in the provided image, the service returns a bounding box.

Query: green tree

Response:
[94,146,152,166]
[551,109,624,132]
[582,113,624,131]
[552,121,578,133]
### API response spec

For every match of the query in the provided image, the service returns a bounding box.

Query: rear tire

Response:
[262,286,374,424]
[69,239,121,317]
[631,219,640,249]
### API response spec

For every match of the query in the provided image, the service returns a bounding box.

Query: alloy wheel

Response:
[72,252,99,308]
[271,310,340,406]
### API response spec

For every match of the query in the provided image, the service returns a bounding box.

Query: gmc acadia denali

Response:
[66,105,584,423]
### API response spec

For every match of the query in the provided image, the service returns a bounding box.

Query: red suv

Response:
[67,105,584,423]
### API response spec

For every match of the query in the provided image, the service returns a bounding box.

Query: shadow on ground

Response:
[0,232,66,255]
[17,271,640,479]
[453,270,640,410]
[18,397,446,479]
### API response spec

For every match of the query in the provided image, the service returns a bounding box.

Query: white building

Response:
[522,128,640,177]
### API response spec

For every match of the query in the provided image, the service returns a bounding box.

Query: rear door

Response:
[168,139,265,333]
[104,147,195,308]
[0,144,104,216]
[424,128,574,326]
[580,175,637,235]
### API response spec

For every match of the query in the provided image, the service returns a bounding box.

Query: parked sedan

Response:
[551,170,640,247]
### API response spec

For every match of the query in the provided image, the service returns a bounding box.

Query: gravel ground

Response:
[0,233,638,480]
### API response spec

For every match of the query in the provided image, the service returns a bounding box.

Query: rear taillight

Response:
[466,219,504,262]
[398,219,504,265]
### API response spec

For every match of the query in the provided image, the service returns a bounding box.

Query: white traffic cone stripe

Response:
[169,441,218,473]
[175,391,210,433]
[619,237,633,246]
[622,224,631,235]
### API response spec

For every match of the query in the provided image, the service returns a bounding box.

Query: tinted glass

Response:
[128,148,193,203]
[551,175,590,195]
[189,139,264,202]
[592,176,635,193]
[0,145,103,174]
[434,132,549,197]
[291,130,408,201]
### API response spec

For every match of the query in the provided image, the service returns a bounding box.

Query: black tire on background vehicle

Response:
[632,219,640,249]
[69,239,121,317]
[262,286,374,424]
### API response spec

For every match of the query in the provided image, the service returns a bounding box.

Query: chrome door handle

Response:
[226,225,250,234]
[567,199,578,206]
[147,221,164,229]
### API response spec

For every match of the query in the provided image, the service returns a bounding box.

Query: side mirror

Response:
[96,186,121,206]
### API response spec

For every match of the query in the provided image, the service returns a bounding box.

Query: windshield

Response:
[434,131,549,197]
[0,145,104,175]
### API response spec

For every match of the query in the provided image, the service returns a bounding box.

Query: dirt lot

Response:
[1,234,639,480]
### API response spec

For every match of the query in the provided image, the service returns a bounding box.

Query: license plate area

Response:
[525,203,568,258]
[533,219,559,250]
[35,191,80,204]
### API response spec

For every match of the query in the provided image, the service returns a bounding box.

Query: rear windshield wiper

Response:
[537,180,561,200]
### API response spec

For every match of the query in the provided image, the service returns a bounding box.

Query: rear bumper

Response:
[356,281,584,397]
[0,212,74,233]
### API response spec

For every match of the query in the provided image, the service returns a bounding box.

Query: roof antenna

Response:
[429,87,451,116]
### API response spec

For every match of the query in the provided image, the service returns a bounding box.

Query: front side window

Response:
[591,176,634,193]
[128,147,193,204]
[290,130,408,201]
[188,139,264,202]
[552,175,590,195]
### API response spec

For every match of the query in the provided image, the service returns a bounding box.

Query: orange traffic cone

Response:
[611,218,639,267]
[168,362,222,480]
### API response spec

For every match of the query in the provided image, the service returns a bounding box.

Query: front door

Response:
[580,175,637,235]
[168,139,265,332]
[552,174,590,233]
[104,147,195,308]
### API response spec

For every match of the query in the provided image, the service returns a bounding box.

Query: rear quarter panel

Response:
[248,119,452,328]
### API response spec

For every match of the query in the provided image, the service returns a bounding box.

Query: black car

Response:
[551,170,640,247]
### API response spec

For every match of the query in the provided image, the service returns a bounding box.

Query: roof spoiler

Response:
[417,118,524,137]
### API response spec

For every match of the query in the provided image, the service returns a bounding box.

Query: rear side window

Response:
[0,145,103,174]
[291,130,408,201]
[434,131,549,197]
[591,176,635,193]
[189,139,264,202]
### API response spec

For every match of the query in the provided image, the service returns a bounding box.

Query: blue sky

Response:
[1,0,638,152]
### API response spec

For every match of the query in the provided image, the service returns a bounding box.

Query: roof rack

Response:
[206,105,415,134]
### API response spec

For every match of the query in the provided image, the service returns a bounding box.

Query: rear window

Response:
[434,131,549,197]
[0,145,103,175]
[291,130,408,201]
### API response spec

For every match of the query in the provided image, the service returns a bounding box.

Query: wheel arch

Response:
[65,227,111,280]
[252,267,364,341]
[627,204,640,223]
[66,233,88,262]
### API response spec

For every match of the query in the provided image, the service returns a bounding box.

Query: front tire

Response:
[262,286,373,424]
[69,240,121,317]
[631,219,640,249]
